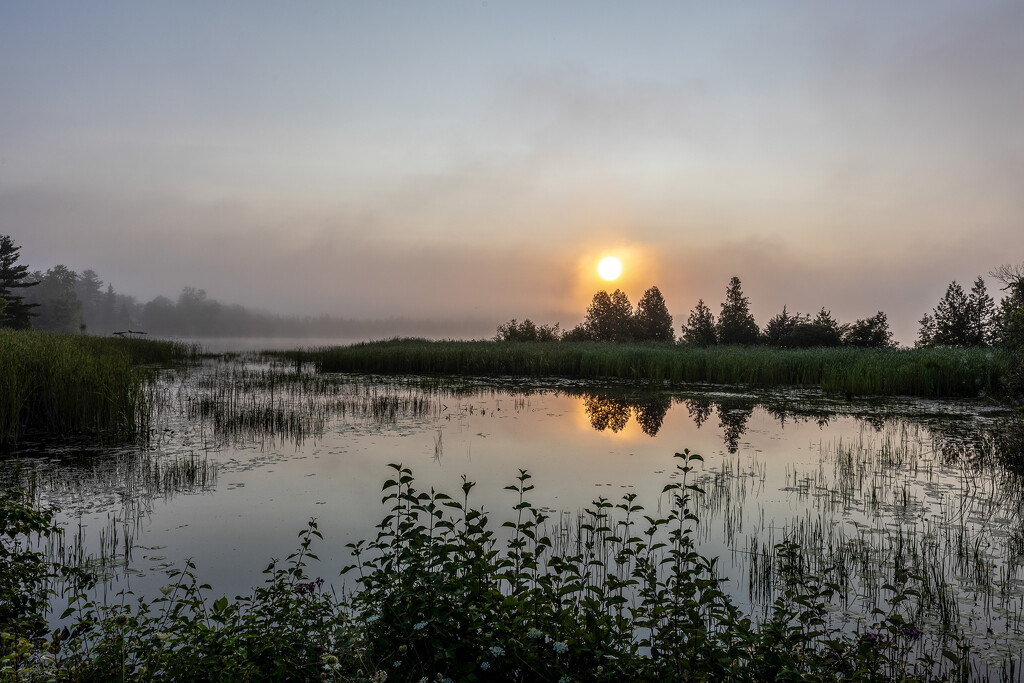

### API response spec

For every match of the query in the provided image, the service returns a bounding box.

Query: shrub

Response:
[1,454,974,681]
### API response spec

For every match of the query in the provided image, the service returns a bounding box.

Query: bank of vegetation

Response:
[0,331,194,448]
[299,340,1014,398]
[2,453,986,682]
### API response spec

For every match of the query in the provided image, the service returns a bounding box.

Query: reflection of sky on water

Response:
[8,362,1022,665]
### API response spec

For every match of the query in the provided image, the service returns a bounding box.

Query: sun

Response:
[598,256,623,281]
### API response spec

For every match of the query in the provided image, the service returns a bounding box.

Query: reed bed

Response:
[0,331,195,447]
[697,422,1024,676]
[307,340,1016,398]
[2,332,132,446]
[179,359,447,446]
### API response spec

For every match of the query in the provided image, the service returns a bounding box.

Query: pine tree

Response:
[633,286,674,342]
[992,265,1024,350]
[716,277,760,345]
[808,308,844,347]
[584,289,633,341]
[916,313,936,348]
[681,299,717,346]
[27,266,83,333]
[763,306,803,346]
[75,269,105,332]
[967,277,995,347]
[0,235,40,329]
[920,280,992,347]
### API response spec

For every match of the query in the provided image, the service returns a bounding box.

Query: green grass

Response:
[0,330,194,447]
[302,340,1017,398]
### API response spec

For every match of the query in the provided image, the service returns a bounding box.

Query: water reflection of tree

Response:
[684,398,714,428]
[633,397,671,436]
[583,394,672,436]
[584,395,632,433]
[717,402,755,454]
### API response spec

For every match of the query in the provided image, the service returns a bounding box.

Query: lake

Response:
[5,353,1023,673]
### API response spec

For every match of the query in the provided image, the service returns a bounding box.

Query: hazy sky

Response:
[2,1,1022,343]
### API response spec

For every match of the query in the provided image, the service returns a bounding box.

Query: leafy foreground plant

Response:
[3,453,980,682]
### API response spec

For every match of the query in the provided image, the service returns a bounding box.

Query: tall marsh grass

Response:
[0,331,193,447]
[307,340,1016,398]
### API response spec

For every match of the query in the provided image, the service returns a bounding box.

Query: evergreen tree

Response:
[584,289,634,341]
[75,269,105,332]
[843,312,894,348]
[967,277,995,347]
[995,293,1024,350]
[716,277,760,345]
[933,282,973,346]
[633,286,674,342]
[764,307,843,348]
[915,313,936,348]
[919,279,993,347]
[0,235,40,329]
[763,306,804,346]
[992,264,1024,350]
[805,308,844,347]
[26,266,83,333]
[681,299,717,346]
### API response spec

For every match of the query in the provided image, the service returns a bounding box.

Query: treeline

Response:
[499,271,1024,350]
[498,286,676,343]
[915,269,1024,349]
[0,235,447,338]
[14,264,355,337]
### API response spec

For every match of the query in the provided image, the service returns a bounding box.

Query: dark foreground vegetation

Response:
[299,340,1015,398]
[0,331,194,448]
[2,453,990,682]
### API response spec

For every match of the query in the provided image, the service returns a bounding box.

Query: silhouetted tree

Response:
[584,289,633,341]
[681,299,717,346]
[763,306,805,346]
[918,279,993,347]
[800,308,844,347]
[633,286,674,342]
[561,323,592,342]
[0,235,39,329]
[992,264,1024,350]
[140,296,177,334]
[928,281,971,346]
[968,277,996,346]
[916,313,936,348]
[766,307,844,348]
[74,269,105,333]
[495,318,560,342]
[843,312,894,348]
[717,277,760,345]
[25,266,82,333]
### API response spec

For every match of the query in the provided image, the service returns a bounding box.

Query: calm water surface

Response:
[7,355,1024,671]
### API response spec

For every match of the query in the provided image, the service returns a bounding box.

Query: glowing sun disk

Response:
[598,256,623,281]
